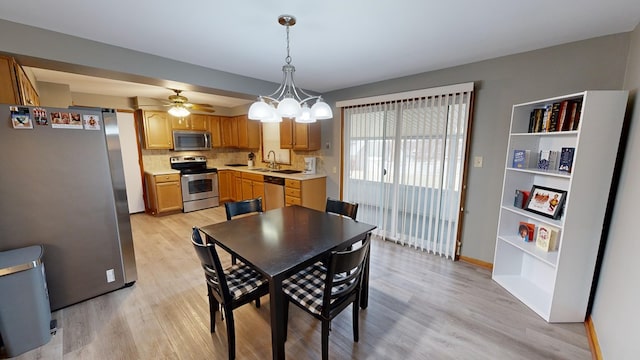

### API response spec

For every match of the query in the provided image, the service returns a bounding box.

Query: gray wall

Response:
[591,23,640,359]
[324,33,630,262]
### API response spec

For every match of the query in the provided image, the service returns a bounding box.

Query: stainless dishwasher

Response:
[263,175,285,210]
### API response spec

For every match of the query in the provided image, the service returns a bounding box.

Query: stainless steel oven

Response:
[170,155,219,212]
[181,172,219,212]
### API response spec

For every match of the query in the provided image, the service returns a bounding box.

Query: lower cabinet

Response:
[217,170,234,202]
[145,173,183,215]
[285,178,326,212]
[241,172,265,209]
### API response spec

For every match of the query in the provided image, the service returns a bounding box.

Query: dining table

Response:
[199,205,376,360]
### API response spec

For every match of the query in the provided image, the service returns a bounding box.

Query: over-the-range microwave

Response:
[173,130,211,151]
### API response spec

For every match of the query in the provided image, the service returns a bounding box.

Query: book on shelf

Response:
[512,149,532,169]
[541,105,552,132]
[558,147,575,173]
[518,221,536,242]
[514,189,530,209]
[535,224,559,252]
[548,102,561,132]
[556,100,571,131]
[570,99,583,130]
[538,150,559,171]
[531,108,544,133]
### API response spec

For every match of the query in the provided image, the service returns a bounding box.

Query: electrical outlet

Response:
[473,156,483,168]
[332,166,337,174]
[106,269,115,283]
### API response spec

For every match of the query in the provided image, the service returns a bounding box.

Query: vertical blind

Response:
[339,83,473,259]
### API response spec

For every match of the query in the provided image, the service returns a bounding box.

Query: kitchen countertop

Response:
[217,166,327,180]
[145,167,326,180]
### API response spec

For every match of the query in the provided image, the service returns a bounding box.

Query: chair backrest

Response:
[191,227,233,304]
[322,233,371,314]
[224,197,263,220]
[325,198,359,220]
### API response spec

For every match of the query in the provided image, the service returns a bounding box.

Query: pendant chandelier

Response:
[248,15,333,123]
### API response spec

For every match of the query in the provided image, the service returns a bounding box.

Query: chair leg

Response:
[322,320,330,360]
[224,307,236,360]
[255,297,261,308]
[352,301,359,342]
[231,254,237,265]
[207,287,218,333]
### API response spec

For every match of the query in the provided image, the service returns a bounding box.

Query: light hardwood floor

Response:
[3,207,592,359]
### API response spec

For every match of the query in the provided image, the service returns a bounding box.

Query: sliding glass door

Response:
[342,86,473,259]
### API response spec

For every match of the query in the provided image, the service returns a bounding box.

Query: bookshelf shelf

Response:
[492,91,628,322]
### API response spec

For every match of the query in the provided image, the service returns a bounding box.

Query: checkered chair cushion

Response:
[223,263,268,300]
[282,262,352,315]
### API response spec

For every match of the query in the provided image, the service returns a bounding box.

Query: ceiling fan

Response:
[138,89,216,117]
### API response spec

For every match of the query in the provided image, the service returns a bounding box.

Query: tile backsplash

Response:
[141,147,323,173]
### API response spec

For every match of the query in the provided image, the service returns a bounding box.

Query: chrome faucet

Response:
[267,150,277,169]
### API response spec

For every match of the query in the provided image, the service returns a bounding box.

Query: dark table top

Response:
[200,205,376,278]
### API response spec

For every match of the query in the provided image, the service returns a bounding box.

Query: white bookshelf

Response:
[492,91,628,322]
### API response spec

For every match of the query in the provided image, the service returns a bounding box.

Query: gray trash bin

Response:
[0,245,52,357]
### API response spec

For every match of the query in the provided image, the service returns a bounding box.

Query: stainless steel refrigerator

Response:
[0,105,137,310]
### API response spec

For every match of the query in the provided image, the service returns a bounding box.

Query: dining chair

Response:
[224,197,263,264]
[281,233,371,360]
[191,226,269,360]
[325,197,359,220]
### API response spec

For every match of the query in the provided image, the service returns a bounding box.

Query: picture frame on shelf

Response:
[524,185,567,219]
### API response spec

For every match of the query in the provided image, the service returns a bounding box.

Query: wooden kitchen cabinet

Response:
[209,115,223,147]
[220,116,239,148]
[0,55,40,106]
[280,117,321,150]
[171,114,209,131]
[233,171,243,201]
[236,114,260,149]
[136,110,173,149]
[284,177,326,211]
[241,172,264,208]
[145,173,183,215]
[218,170,234,202]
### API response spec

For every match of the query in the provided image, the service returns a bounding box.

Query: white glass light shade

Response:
[277,97,302,118]
[261,106,283,123]
[296,104,316,123]
[248,100,272,120]
[168,105,190,117]
[311,100,333,120]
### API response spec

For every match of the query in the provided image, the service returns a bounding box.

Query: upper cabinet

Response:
[0,56,40,106]
[280,117,321,150]
[217,115,260,149]
[209,115,223,147]
[220,116,239,148]
[171,114,210,131]
[136,110,173,149]
[236,114,260,149]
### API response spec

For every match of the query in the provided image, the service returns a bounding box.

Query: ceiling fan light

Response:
[296,104,316,123]
[248,99,271,120]
[311,100,333,120]
[277,97,302,118]
[168,105,190,117]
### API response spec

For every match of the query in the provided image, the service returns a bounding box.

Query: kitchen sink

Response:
[251,168,272,172]
[271,169,302,174]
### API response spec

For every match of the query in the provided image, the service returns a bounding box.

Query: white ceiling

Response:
[1,0,640,107]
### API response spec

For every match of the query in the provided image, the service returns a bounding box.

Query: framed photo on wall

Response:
[524,185,567,219]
